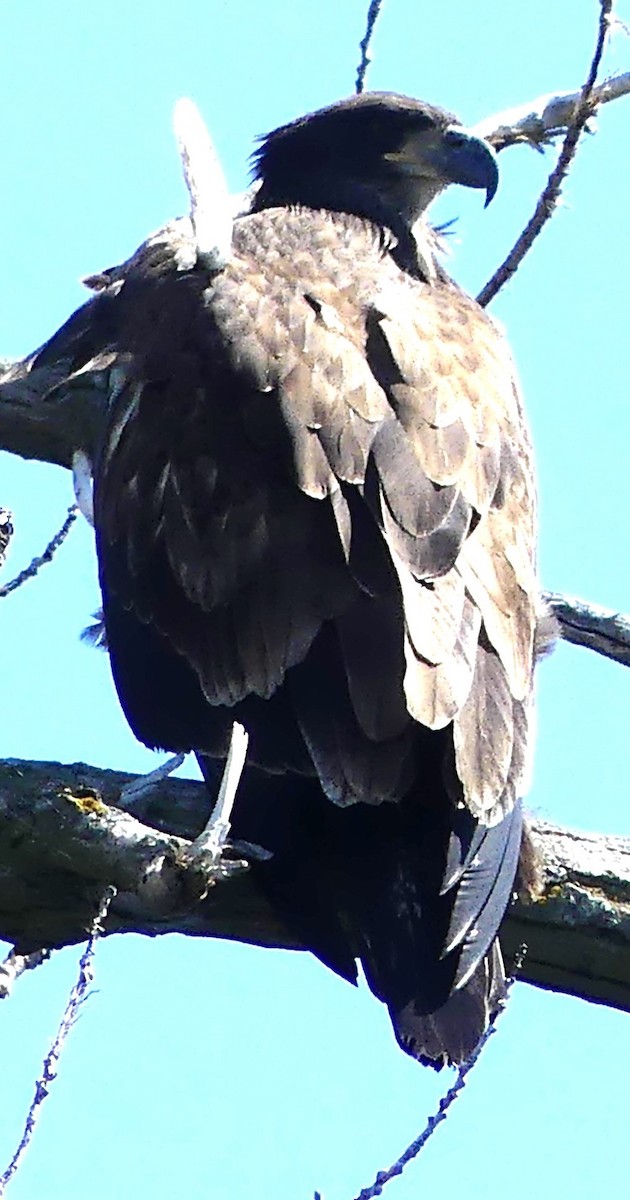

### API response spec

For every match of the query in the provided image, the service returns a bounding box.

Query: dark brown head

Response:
[252,92,498,236]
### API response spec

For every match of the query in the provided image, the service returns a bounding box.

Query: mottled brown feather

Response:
[88,99,543,1068]
[97,203,537,825]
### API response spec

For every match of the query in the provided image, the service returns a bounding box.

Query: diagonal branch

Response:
[348,956,528,1200]
[477,0,615,307]
[355,1,386,94]
[0,506,78,599]
[0,887,115,1195]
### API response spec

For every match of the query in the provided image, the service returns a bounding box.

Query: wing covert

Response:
[96,205,538,823]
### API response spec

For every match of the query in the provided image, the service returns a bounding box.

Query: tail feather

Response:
[447,799,522,987]
[340,797,521,1066]
[393,942,506,1068]
[202,756,521,1069]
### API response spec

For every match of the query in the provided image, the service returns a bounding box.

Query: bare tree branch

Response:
[0,327,114,469]
[1,759,628,1015]
[120,752,186,811]
[0,506,78,599]
[351,1032,500,1197]
[473,70,630,151]
[0,887,115,1196]
[545,591,630,667]
[477,0,615,307]
[0,761,253,952]
[355,1,386,94]
[349,957,529,1200]
[0,948,51,1000]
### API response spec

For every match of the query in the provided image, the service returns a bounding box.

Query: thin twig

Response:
[347,948,528,1200]
[0,886,116,1195]
[120,753,187,812]
[355,0,386,94]
[477,0,614,307]
[0,949,51,1000]
[350,1034,497,1200]
[544,590,630,667]
[0,505,78,598]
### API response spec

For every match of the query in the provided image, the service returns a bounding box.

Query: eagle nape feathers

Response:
[85,91,540,1068]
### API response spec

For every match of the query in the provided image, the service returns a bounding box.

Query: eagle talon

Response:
[178,839,249,907]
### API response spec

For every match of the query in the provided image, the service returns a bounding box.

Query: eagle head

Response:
[252,91,498,235]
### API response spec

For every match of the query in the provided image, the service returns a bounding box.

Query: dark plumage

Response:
[92,92,540,1067]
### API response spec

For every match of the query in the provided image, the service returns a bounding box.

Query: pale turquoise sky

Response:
[1,2,629,1198]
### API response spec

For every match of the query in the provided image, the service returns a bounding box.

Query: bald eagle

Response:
[93,93,540,1067]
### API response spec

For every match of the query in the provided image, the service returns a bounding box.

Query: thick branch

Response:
[0,341,111,469]
[1,758,628,1014]
[476,0,614,308]
[0,220,196,469]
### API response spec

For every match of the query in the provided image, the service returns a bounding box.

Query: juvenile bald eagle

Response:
[93,93,540,1067]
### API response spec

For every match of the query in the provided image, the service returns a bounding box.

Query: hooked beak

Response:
[437,127,499,207]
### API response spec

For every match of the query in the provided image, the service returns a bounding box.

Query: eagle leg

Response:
[178,723,273,901]
[181,722,249,872]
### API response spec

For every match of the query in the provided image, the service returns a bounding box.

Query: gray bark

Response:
[1,758,629,1013]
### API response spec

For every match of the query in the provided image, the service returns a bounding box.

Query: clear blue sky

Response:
[1,2,629,1197]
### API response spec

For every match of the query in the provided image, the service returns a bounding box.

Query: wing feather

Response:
[92,199,541,1072]
[97,205,538,823]
[402,590,482,731]
[452,635,516,819]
